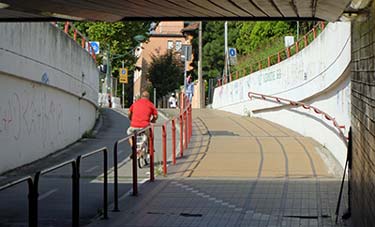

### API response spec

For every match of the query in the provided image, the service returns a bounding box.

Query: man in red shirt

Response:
[127,91,158,146]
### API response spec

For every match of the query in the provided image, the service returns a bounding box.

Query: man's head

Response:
[141,91,150,99]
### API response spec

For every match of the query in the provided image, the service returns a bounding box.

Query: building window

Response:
[175,41,182,52]
[167,40,174,50]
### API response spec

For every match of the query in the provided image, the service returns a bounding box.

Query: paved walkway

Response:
[88,109,350,227]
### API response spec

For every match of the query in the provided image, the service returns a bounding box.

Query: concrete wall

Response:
[351,1,375,226]
[0,23,99,173]
[212,22,351,167]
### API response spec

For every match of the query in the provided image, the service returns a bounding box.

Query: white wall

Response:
[212,22,351,167]
[0,23,99,173]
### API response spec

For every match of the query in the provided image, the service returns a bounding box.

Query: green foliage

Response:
[200,21,240,80]
[236,21,293,55]
[147,51,183,100]
[73,21,151,107]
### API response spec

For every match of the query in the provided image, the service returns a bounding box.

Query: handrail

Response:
[112,125,153,211]
[35,159,78,227]
[0,176,35,227]
[0,94,193,225]
[218,21,326,86]
[248,91,348,146]
[77,147,108,220]
[52,21,97,62]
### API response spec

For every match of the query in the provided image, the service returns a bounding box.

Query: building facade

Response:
[133,21,196,102]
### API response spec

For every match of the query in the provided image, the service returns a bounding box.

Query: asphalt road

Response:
[0,108,181,227]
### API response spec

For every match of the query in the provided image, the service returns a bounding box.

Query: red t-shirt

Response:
[129,98,158,128]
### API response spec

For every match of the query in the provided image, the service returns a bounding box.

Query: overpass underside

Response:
[0,0,351,22]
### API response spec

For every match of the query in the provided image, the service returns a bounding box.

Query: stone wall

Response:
[351,1,375,226]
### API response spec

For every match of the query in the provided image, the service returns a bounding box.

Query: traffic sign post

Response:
[229,47,237,65]
[89,41,100,55]
[119,68,128,84]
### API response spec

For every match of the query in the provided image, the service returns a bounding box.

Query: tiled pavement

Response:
[88,109,350,227]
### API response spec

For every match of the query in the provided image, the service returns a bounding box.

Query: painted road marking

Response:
[85,166,99,173]
[38,189,58,201]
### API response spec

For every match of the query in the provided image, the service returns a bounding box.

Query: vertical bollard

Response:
[162,124,167,175]
[132,134,138,196]
[113,142,119,211]
[149,126,155,181]
[179,115,184,157]
[172,119,176,165]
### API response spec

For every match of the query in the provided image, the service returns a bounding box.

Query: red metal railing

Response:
[155,93,192,175]
[248,91,348,146]
[52,21,97,62]
[217,22,326,86]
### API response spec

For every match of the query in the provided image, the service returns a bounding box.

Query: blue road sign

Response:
[89,41,100,55]
[229,48,236,57]
[121,69,127,75]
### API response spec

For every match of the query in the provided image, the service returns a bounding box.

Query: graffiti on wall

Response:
[0,82,64,149]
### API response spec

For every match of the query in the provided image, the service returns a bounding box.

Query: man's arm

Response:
[151,105,158,123]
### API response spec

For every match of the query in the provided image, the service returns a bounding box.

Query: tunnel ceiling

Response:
[0,0,351,22]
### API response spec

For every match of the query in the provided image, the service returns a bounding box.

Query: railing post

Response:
[286,47,291,58]
[321,21,325,30]
[267,56,271,67]
[277,52,281,63]
[73,29,77,41]
[184,111,188,149]
[26,178,36,227]
[258,62,262,70]
[103,149,108,219]
[179,114,184,157]
[29,174,39,227]
[189,106,193,139]
[72,160,79,227]
[131,134,138,196]
[304,35,308,47]
[81,37,85,49]
[295,41,299,53]
[31,172,40,227]
[64,22,69,33]
[313,27,317,39]
[149,126,155,181]
[172,119,176,165]
[162,124,167,175]
[113,142,119,211]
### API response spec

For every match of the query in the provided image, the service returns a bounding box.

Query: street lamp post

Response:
[105,35,147,108]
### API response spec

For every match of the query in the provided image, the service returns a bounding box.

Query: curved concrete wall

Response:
[0,23,99,173]
[212,22,351,167]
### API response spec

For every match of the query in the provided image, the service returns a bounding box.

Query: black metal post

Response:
[103,148,108,219]
[113,142,119,211]
[27,177,37,227]
[31,172,40,227]
[132,134,138,196]
[72,160,79,227]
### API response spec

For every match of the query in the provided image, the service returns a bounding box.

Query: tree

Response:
[147,51,183,100]
[73,21,151,106]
